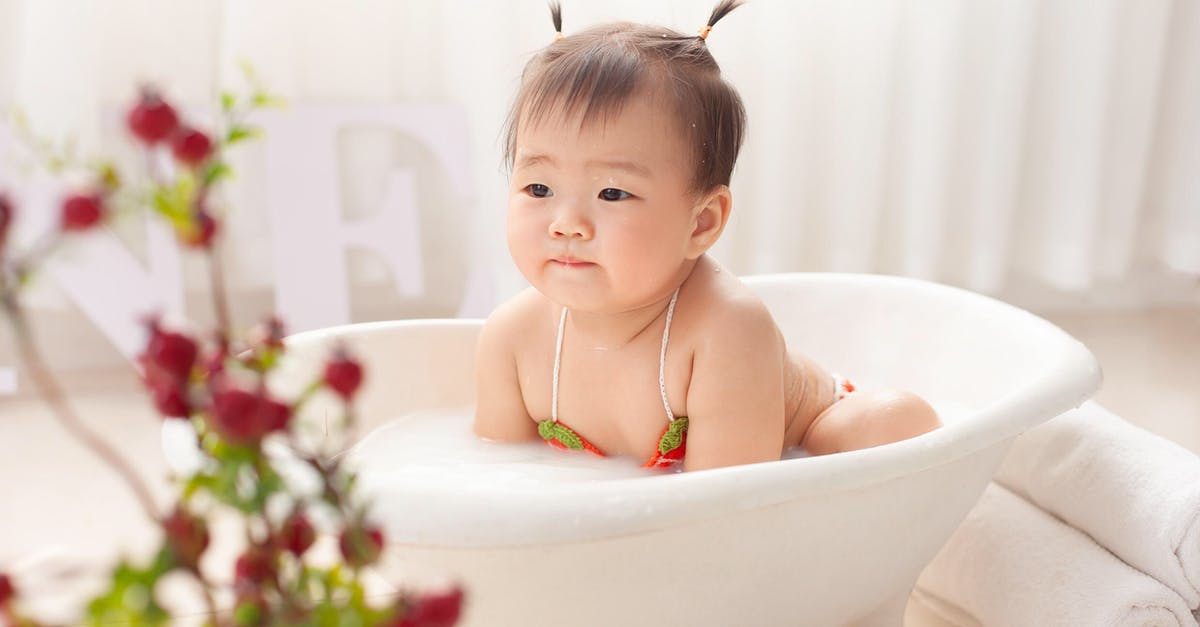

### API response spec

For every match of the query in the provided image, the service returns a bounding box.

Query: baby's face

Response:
[508,94,701,313]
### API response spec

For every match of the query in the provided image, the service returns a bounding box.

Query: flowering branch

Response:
[0,69,463,626]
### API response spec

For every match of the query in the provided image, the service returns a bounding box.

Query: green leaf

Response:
[233,600,263,626]
[96,161,121,190]
[183,473,216,500]
[226,125,262,145]
[150,174,196,229]
[251,91,287,109]
[239,59,260,85]
[148,545,175,579]
[220,91,237,112]
[202,161,233,187]
[84,558,172,626]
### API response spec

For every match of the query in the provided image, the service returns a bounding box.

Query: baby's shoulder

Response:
[685,267,778,336]
[481,287,553,345]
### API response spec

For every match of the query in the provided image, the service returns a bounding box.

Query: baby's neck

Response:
[564,258,702,351]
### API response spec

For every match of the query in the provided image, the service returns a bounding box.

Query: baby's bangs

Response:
[511,41,652,155]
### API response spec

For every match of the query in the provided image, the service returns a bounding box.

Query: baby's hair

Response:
[503,0,747,195]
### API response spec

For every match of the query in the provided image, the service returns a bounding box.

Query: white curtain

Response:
[1,0,1197,315]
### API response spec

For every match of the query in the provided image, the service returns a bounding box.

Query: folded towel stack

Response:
[916,401,1200,627]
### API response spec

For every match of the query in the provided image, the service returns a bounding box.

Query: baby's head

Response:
[504,1,747,312]
[504,0,747,196]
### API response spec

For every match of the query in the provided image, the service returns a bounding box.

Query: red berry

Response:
[127,90,179,145]
[339,525,384,568]
[0,572,14,606]
[0,194,13,246]
[60,193,105,231]
[172,127,214,167]
[234,545,276,585]
[262,317,285,350]
[324,353,364,400]
[395,586,465,627]
[144,324,198,382]
[181,210,218,249]
[151,383,190,418]
[203,346,228,379]
[163,509,210,569]
[279,512,316,556]
[210,388,267,444]
[258,396,292,433]
[210,388,292,444]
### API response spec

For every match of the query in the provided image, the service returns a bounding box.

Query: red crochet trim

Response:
[642,418,689,469]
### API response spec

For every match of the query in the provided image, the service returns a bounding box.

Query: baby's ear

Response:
[686,185,732,259]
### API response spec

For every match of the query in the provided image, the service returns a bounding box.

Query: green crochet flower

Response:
[538,420,583,450]
[659,416,689,455]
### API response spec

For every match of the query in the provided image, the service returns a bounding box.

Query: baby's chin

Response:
[540,287,610,313]
[532,279,617,312]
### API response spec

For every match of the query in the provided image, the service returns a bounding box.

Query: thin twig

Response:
[206,248,233,352]
[187,564,223,627]
[12,230,62,284]
[2,296,159,522]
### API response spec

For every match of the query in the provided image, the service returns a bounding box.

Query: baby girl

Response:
[474,0,941,472]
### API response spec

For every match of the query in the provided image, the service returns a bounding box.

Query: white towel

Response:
[994,401,1200,609]
[916,483,1197,626]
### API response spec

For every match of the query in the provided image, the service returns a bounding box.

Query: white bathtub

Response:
[169,273,1102,626]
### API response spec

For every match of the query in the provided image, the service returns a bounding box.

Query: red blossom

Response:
[171,127,213,167]
[150,383,190,419]
[234,544,276,585]
[162,509,210,569]
[126,89,179,145]
[279,512,316,557]
[209,387,292,445]
[180,210,218,249]
[324,350,364,400]
[142,322,198,383]
[0,572,14,606]
[60,193,105,231]
[339,524,384,568]
[0,194,13,248]
[393,586,465,627]
[262,317,285,349]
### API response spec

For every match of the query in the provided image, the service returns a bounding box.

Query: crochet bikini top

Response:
[537,287,688,470]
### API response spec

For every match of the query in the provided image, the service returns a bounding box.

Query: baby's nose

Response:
[549,206,592,239]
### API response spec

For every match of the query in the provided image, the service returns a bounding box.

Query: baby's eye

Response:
[525,183,553,198]
[599,188,631,202]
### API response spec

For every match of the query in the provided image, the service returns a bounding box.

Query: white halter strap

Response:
[551,287,681,425]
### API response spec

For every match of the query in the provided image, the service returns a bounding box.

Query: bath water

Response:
[338,399,968,490]
[280,400,969,544]
[341,408,654,488]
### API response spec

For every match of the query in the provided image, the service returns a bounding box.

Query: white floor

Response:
[1,308,1197,625]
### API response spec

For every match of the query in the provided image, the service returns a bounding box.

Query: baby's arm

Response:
[683,299,787,471]
[473,300,538,443]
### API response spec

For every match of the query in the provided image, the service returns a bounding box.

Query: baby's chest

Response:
[515,343,692,458]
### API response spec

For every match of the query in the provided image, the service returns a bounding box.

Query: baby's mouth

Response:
[550,256,596,268]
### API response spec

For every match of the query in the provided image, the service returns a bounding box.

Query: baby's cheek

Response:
[608,235,671,284]
[505,218,540,271]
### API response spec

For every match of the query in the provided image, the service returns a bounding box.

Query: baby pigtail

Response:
[698,0,744,41]
[549,1,564,41]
